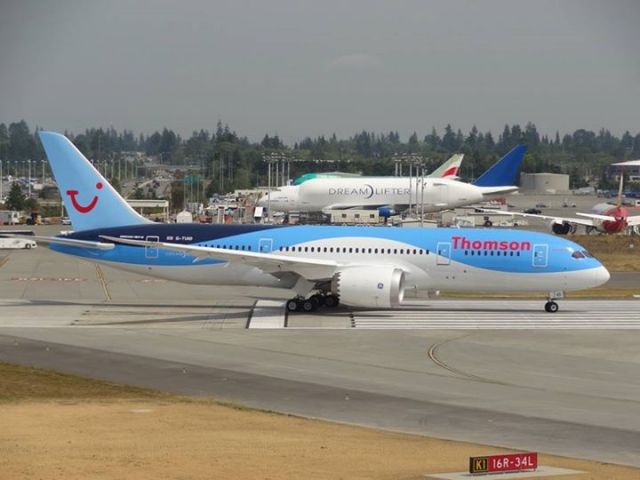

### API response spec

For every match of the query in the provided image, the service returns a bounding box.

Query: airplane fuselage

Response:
[55,224,609,295]
[591,203,629,233]
[260,177,487,213]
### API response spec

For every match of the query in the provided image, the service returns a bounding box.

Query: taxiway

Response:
[0,240,639,467]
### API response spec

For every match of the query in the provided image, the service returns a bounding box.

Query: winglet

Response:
[473,145,527,187]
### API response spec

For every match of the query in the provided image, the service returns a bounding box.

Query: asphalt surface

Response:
[0,224,639,468]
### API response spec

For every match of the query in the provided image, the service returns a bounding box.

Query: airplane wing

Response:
[3,235,115,250]
[486,210,598,227]
[627,216,640,226]
[575,212,618,222]
[100,235,339,280]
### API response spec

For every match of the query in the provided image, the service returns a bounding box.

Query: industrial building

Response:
[520,172,569,194]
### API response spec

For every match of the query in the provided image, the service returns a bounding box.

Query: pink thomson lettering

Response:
[451,236,531,251]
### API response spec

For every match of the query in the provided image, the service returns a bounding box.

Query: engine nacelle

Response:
[550,221,571,235]
[331,266,405,308]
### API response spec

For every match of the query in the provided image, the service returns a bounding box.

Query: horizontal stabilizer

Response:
[4,235,114,250]
[479,186,519,197]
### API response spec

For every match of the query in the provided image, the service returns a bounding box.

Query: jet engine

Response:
[331,266,405,308]
[550,221,573,235]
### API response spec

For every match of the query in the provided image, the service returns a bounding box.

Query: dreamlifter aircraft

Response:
[258,147,526,214]
[30,132,609,313]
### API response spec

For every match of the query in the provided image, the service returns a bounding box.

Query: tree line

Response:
[1,119,639,193]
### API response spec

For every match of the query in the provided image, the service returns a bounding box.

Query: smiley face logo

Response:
[66,182,103,213]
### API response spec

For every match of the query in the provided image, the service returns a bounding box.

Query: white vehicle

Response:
[259,146,526,214]
[0,237,37,249]
[0,210,21,225]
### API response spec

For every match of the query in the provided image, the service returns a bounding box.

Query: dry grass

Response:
[569,235,640,272]
[1,363,639,480]
[0,362,166,403]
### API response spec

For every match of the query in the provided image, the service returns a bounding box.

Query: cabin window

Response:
[374,248,378,254]
[400,249,404,254]
[323,247,328,253]
[329,247,334,253]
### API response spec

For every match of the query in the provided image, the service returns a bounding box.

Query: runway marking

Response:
[352,300,640,329]
[95,265,112,302]
[11,276,86,282]
[0,256,9,269]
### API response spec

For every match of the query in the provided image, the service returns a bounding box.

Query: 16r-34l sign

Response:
[469,452,537,474]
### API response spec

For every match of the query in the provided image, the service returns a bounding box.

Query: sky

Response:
[1,0,639,143]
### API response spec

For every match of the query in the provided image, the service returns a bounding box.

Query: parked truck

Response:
[0,210,21,225]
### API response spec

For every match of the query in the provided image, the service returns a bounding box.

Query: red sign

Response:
[469,452,537,474]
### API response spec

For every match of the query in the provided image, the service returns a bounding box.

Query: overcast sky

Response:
[1,0,638,143]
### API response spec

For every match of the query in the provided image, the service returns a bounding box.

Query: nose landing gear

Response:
[544,291,563,313]
[544,301,559,313]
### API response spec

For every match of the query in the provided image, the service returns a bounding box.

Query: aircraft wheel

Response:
[544,301,559,313]
[324,294,339,308]
[24,244,32,249]
[286,299,299,312]
[310,294,325,307]
[301,298,317,312]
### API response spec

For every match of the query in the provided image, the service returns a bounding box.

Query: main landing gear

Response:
[286,293,340,313]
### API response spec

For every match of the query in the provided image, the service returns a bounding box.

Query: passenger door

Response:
[258,238,273,253]
[532,244,548,268]
[145,235,159,259]
[436,242,451,266]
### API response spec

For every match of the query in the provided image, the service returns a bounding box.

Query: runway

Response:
[1,240,640,467]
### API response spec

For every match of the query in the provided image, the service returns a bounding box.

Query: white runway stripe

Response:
[352,299,640,329]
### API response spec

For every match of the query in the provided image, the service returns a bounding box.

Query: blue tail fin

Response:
[473,145,527,187]
[39,131,149,230]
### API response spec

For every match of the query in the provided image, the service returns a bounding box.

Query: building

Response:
[520,173,569,194]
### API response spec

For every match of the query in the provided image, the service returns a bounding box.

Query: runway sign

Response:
[469,452,537,474]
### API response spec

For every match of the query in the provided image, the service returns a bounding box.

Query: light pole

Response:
[27,160,32,198]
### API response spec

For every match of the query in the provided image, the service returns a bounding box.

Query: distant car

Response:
[524,208,542,214]
[61,217,71,225]
[535,203,547,208]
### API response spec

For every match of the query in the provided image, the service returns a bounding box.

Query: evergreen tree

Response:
[6,182,25,211]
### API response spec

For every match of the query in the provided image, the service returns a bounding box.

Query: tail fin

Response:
[39,131,150,231]
[616,171,624,208]
[428,154,464,179]
[473,145,527,187]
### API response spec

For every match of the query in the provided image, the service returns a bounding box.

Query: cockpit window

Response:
[582,250,594,258]
[571,251,585,259]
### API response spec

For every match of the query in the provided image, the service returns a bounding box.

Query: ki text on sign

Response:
[469,452,538,474]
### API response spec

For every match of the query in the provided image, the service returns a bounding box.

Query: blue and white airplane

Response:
[32,132,609,313]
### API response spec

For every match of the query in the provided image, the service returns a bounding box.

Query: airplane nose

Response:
[594,266,610,287]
